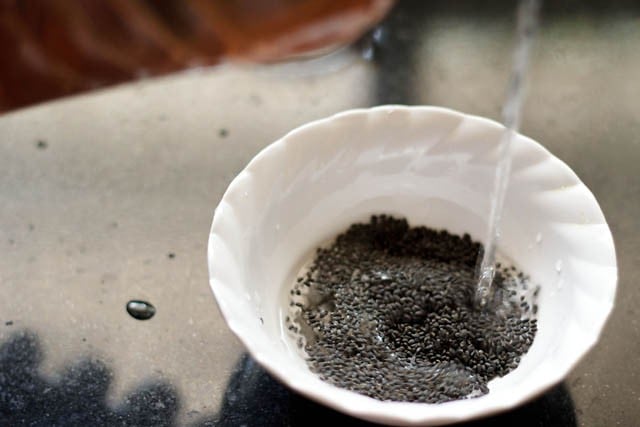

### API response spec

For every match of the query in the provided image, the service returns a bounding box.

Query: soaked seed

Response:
[289,215,538,404]
[126,300,156,320]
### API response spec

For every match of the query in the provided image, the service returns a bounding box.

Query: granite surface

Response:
[1,1,638,426]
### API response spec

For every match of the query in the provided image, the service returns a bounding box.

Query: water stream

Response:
[475,0,542,308]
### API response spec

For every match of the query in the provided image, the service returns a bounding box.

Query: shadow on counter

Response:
[0,331,576,426]
[194,353,577,427]
[0,331,179,427]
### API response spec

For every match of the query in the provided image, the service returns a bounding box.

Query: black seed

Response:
[126,300,156,320]
[287,215,538,404]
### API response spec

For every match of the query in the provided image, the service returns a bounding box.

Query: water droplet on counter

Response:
[126,300,156,320]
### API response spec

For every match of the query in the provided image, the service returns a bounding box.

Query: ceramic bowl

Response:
[207,105,617,425]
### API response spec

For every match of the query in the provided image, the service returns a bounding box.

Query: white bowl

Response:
[207,105,617,425]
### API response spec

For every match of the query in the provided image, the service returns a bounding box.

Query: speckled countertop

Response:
[1,2,638,426]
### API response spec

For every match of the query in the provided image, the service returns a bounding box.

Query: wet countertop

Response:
[1,1,638,426]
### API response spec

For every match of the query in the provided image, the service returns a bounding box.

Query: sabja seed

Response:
[288,215,538,403]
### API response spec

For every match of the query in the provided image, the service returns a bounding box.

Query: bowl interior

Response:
[208,106,616,425]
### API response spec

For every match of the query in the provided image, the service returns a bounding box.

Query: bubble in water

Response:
[555,259,563,272]
[375,271,392,282]
[126,300,156,320]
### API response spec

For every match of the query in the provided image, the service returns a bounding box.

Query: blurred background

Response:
[0,0,394,111]
[0,1,639,426]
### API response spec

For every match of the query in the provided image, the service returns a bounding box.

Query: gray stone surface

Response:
[0,1,637,426]
[0,56,374,426]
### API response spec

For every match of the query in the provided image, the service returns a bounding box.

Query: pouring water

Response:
[475,0,542,309]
